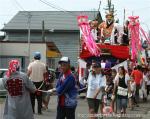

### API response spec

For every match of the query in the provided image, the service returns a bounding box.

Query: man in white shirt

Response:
[27,52,46,114]
[86,62,106,116]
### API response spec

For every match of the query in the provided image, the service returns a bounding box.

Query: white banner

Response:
[111,60,128,71]
[78,59,87,84]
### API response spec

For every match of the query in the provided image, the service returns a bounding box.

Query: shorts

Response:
[87,98,101,113]
[117,98,128,111]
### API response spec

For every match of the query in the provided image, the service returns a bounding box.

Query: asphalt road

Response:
[0,95,150,119]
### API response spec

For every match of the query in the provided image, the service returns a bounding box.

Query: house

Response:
[1,11,102,69]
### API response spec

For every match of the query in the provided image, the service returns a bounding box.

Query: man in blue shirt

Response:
[51,57,78,119]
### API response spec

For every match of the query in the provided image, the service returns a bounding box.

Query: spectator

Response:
[27,52,46,114]
[111,69,117,113]
[105,60,111,69]
[43,66,55,110]
[83,63,91,81]
[141,68,148,102]
[129,79,136,110]
[146,68,150,95]
[131,65,143,106]
[113,66,131,114]
[105,75,114,100]
[86,62,106,119]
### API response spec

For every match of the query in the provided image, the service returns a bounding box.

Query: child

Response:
[105,75,114,100]
[104,75,114,114]
[129,79,136,110]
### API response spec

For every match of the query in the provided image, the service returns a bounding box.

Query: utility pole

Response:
[42,20,45,42]
[27,12,32,62]
[123,8,126,25]
[132,11,134,16]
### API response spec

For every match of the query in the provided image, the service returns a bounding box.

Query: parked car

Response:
[0,69,8,97]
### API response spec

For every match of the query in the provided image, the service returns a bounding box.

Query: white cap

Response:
[59,57,70,64]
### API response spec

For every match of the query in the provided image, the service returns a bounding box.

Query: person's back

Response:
[131,69,143,85]
[131,65,143,106]
[27,52,46,114]
[3,60,36,119]
[29,60,46,82]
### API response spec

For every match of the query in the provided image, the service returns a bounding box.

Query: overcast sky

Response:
[0,0,150,34]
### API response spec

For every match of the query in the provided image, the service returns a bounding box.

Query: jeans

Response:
[117,98,128,112]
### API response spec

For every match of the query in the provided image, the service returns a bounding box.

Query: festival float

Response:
[77,0,150,81]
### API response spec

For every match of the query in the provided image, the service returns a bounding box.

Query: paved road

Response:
[0,95,150,119]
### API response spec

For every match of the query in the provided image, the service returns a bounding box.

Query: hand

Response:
[47,88,56,93]
[93,94,97,99]
[47,89,53,93]
[83,79,87,84]
[128,93,132,98]
[35,89,42,96]
[111,94,115,100]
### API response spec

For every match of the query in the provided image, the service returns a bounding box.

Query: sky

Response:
[0,0,150,34]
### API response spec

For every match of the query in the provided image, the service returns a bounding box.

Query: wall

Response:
[7,31,80,67]
[0,42,47,64]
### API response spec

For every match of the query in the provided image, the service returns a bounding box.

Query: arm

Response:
[113,82,117,95]
[94,75,106,98]
[130,71,134,80]
[24,75,36,93]
[94,88,101,99]
[2,76,8,90]
[27,69,32,77]
[127,80,131,94]
[112,74,119,95]
[126,73,131,94]
[56,76,75,96]
[27,64,32,77]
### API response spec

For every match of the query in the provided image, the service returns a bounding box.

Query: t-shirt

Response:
[115,74,130,99]
[59,70,71,106]
[28,60,46,82]
[114,73,130,86]
[141,74,148,89]
[131,70,143,85]
[87,72,106,99]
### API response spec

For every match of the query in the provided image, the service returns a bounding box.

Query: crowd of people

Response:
[80,59,150,119]
[1,51,150,119]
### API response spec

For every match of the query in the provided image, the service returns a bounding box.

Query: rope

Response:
[37,81,45,90]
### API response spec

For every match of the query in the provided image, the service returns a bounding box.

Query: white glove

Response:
[47,89,53,93]
[83,79,87,84]
[111,94,115,100]
[128,93,132,98]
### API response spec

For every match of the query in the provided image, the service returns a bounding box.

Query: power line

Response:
[38,0,77,17]
[14,0,25,11]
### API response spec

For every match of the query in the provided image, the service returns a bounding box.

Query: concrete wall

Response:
[6,31,80,67]
[0,42,47,64]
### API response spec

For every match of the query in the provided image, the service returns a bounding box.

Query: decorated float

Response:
[77,0,150,82]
